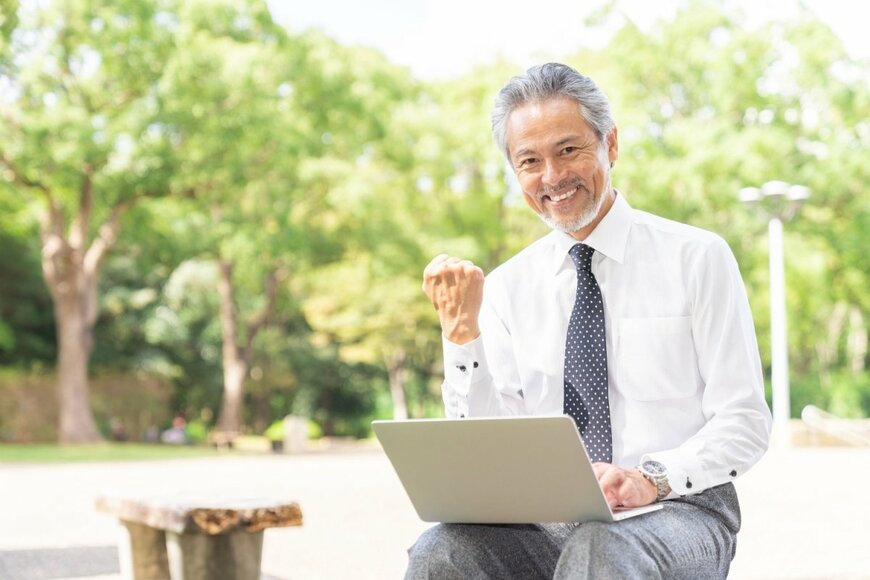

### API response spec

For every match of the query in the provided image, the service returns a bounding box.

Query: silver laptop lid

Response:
[373,415,627,524]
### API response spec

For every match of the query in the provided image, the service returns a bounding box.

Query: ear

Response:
[607,127,619,165]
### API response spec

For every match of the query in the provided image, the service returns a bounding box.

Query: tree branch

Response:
[69,164,93,251]
[56,18,96,115]
[0,152,54,204]
[39,201,72,297]
[217,258,243,364]
[81,193,144,326]
[242,267,280,362]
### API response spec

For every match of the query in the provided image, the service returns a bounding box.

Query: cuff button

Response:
[685,478,693,489]
[730,470,737,477]
[473,361,479,368]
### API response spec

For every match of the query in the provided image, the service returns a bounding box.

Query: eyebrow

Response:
[555,135,583,148]
[512,134,586,161]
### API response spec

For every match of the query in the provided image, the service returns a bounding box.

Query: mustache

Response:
[539,177,587,199]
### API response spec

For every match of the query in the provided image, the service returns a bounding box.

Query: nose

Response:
[541,158,565,186]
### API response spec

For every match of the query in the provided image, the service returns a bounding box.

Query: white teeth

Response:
[549,187,578,202]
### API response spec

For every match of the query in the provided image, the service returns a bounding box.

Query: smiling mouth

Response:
[544,186,579,203]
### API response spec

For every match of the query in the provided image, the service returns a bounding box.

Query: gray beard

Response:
[538,181,610,235]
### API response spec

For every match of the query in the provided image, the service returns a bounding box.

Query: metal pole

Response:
[768,216,790,441]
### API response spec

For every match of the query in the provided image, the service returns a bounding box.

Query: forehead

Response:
[505,97,597,157]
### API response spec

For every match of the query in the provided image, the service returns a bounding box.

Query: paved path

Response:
[1,444,868,579]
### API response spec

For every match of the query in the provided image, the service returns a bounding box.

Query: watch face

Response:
[642,460,666,476]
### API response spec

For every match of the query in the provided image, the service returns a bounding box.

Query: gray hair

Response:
[491,63,615,159]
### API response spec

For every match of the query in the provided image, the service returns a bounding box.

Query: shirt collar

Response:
[550,190,633,275]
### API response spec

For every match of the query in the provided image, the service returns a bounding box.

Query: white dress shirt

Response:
[440,192,772,496]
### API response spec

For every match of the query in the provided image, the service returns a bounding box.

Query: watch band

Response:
[638,461,670,501]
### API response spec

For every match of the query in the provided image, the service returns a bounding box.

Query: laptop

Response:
[372,415,662,524]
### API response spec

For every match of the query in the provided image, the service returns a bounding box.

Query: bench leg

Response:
[165,529,264,580]
[119,521,171,580]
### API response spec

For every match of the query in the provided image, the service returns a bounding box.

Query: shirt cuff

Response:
[442,335,489,398]
[641,449,711,497]
[642,447,755,497]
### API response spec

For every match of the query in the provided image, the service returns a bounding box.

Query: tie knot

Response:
[569,244,595,272]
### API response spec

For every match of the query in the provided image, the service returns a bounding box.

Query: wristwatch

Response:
[638,459,670,501]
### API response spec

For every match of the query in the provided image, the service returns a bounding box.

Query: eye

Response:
[516,157,538,168]
[561,146,579,155]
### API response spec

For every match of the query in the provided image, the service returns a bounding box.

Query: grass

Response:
[0,442,232,463]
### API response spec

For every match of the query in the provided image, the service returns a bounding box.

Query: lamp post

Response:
[738,181,810,443]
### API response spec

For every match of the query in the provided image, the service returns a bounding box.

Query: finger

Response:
[454,261,474,280]
[597,467,630,507]
[422,255,454,293]
[591,462,611,480]
[601,485,620,509]
[423,254,450,277]
[459,261,485,279]
[597,467,624,492]
[429,258,481,284]
[425,256,472,281]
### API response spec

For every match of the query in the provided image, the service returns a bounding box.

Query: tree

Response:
[0,0,183,441]
[159,11,417,432]
[151,0,292,434]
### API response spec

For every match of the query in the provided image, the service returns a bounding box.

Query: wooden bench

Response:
[206,430,240,450]
[96,494,303,580]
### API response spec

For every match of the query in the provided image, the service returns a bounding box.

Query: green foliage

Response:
[0,197,55,366]
[263,419,283,441]
[792,372,870,420]
[0,237,56,361]
[307,419,322,440]
[184,419,209,443]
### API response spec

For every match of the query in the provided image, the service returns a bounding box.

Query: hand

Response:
[592,463,658,509]
[422,254,484,344]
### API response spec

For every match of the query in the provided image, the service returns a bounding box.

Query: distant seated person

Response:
[161,415,188,445]
[410,63,772,579]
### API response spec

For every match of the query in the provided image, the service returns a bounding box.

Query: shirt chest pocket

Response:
[616,316,700,400]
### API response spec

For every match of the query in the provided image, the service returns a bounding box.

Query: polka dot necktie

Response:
[564,243,613,463]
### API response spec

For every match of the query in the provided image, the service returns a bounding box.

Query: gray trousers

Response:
[405,483,740,580]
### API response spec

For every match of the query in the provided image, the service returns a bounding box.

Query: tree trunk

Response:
[215,259,246,433]
[319,383,334,436]
[387,349,409,420]
[214,259,279,433]
[847,306,867,375]
[217,351,249,434]
[54,290,102,442]
[816,302,848,391]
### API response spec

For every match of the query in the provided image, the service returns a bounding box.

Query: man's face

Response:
[505,97,618,238]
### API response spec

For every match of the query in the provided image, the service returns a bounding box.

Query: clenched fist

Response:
[422,254,485,345]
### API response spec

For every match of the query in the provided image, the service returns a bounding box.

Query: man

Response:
[409,63,771,579]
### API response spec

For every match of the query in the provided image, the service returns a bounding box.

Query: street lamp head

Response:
[761,180,791,198]
[739,180,811,221]
[787,184,811,202]
[738,187,761,203]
